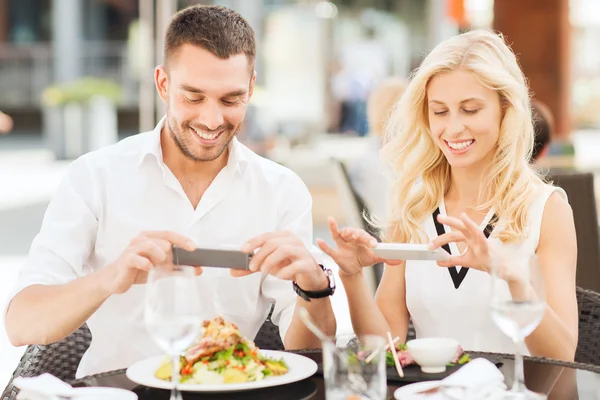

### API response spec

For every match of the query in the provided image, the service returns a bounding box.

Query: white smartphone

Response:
[372,243,450,261]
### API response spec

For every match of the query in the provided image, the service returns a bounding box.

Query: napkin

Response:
[396,358,507,400]
[14,374,138,400]
[440,358,507,399]
[14,373,74,399]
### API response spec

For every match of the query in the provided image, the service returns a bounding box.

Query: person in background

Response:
[531,99,553,162]
[348,77,407,221]
[331,27,389,136]
[0,111,13,134]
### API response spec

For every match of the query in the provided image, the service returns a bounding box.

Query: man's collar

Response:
[138,115,248,176]
[137,116,165,166]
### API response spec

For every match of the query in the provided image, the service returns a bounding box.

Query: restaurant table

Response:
[70,349,600,399]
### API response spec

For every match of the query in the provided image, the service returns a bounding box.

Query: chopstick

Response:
[364,336,400,363]
[387,331,404,378]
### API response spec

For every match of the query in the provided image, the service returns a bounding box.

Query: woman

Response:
[317,30,578,361]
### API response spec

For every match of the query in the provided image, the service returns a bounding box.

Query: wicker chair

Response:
[576,286,600,365]
[1,324,92,400]
[549,171,600,292]
[253,307,285,351]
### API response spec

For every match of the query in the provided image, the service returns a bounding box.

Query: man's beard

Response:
[167,117,239,162]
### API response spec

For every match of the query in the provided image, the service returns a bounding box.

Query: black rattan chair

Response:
[576,286,600,365]
[549,171,600,292]
[1,324,92,400]
[253,306,285,351]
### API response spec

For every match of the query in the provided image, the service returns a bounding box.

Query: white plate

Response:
[71,387,138,399]
[126,350,318,392]
[394,381,441,399]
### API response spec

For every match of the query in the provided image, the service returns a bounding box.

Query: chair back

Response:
[2,324,92,400]
[330,158,369,230]
[576,286,600,365]
[330,158,384,286]
[549,171,600,292]
[253,307,284,351]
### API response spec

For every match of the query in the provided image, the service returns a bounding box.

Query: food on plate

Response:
[386,343,471,368]
[155,316,288,384]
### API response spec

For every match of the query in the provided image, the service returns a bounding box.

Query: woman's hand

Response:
[316,217,401,278]
[427,213,494,274]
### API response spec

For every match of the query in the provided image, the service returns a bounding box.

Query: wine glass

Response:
[490,254,547,399]
[144,265,202,400]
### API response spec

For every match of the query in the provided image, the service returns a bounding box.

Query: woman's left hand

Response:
[427,213,493,274]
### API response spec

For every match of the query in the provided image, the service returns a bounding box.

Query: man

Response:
[4,5,336,378]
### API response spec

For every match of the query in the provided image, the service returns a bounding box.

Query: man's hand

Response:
[316,217,400,278]
[98,231,200,295]
[233,231,327,291]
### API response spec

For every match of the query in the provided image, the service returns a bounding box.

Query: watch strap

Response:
[292,264,335,302]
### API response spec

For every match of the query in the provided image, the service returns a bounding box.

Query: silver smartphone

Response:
[172,246,252,270]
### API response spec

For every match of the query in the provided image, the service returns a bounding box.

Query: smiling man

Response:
[4,5,336,378]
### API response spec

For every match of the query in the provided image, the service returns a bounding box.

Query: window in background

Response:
[571,0,600,129]
[7,0,51,44]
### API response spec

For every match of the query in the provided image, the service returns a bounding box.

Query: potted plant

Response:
[42,77,122,160]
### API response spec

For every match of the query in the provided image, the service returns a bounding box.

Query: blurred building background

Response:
[0,0,599,154]
[3,0,600,390]
[0,0,598,145]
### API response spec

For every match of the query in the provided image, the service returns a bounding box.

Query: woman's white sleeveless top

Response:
[404,184,566,353]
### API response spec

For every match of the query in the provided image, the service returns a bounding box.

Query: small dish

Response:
[406,338,459,373]
[71,387,138,399]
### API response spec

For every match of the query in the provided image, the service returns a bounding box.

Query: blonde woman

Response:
[317,30,578,362]
[348,77,408,219]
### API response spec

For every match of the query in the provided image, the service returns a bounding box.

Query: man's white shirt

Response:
[4,118,314,377]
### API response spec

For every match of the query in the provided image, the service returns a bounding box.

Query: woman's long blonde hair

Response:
[381,29,543,244]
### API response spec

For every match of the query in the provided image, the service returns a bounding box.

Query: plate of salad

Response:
[126,316,318,392]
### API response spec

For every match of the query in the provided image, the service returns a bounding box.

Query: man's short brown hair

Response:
[164,5,256,72]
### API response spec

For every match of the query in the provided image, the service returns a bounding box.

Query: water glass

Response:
[145,265,201,400]
[323,335,387,400]
[490,254,547,400]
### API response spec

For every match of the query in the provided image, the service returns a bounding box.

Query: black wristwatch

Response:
[292,264,336,302]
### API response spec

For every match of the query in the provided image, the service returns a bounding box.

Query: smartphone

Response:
[372,243,450,261]
[172,246,252,270]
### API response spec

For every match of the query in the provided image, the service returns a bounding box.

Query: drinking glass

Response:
[144,265,202,400]
[323,335,387,400]
[490,254,547,399]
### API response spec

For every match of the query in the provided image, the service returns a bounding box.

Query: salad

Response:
[155,316,288,384]
[386,343,471,368]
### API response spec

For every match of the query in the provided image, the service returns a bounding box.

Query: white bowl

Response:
[406,338,459,373]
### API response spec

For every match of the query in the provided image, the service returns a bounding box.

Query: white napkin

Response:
[14,374,138,400]
[397,358,507,400]
[440,358,507,399]
[14,373,75,399]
